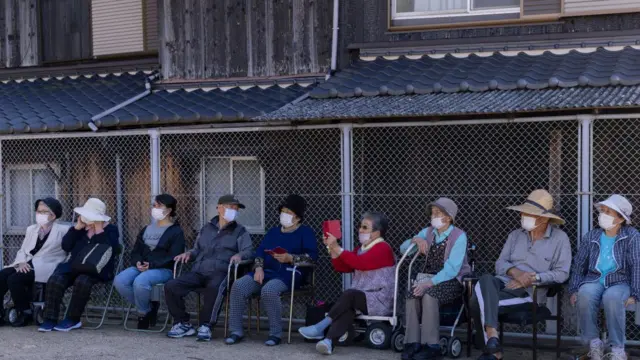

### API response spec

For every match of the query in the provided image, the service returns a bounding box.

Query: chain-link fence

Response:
[0,116,639,342]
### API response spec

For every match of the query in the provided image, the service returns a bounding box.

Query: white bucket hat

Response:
[596,194,632,224]
[74,198,111,222]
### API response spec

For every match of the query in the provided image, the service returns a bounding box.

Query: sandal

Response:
[264,336,281,346]
[224,333,244,345]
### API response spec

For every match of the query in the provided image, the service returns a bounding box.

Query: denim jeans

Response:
[114,267,173,315]
[577,281,630,348]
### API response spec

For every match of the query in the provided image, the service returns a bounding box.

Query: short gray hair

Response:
[361,211,389,238]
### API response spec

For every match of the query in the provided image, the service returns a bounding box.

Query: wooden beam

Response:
[18,0,40,66]
[4,0,19,67]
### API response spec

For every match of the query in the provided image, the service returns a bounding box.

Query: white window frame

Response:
[199,156,265,234]
[5,163,60,234]
[391,0,520,20]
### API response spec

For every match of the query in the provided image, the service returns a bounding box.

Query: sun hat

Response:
[506,189,565,225]
[596,194,632,224]
[74,198,111,222]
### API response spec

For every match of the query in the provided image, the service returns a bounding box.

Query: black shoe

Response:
[137,314,151,330]
[482,337,502,355]
[402,343,422,360]
[149,301,160,327]
[11,310,32,327]
[0,308,5,327]
[413,345,443,360]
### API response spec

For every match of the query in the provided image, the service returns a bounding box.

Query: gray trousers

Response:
[469,274,532,346]
[404,294,440,345]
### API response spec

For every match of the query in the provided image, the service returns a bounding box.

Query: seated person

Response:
[400,197,471,360]
[469,190,571,360]
[114,194,185,329]
[38,198,120,332]
[298,212,395,356]
[569,195,640,360]
[166,194,253,342]
[225,194,318,346]
[0,198,69,327]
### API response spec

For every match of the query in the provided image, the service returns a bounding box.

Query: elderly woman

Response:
[38,198,120,332]
[225,194,318,346]
[0,198,69,327]
[569,195,640,360]
[399,197,470,360]
[298,212,396,355]
[114,194,185,330]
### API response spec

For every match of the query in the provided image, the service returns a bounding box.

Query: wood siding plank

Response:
[523,0,561,16]
[40,0,91,63]
[564,0,639,14]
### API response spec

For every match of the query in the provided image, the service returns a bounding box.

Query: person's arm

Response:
[188,227,205,259]
[253,230,270,270]
[331,252,354,273]
[626,230,640,301]
[336,242,395,271]
[568,233,591,295]
[129,229,145,266]
[495,232,516,277]
[149,227,186,269]
[291,227,318,264]
[537,233,572,285]
[237,228,254,260]
[400,228,429,255]
[12,227,35,265]
[431,233,468,285]
[61,227,84,252]
[93,225,121,254]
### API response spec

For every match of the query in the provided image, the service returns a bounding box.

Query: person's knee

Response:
[260,286,282,301]
[478,274,496,287]
[133,276,153,292]
[602,288,628,313]
[6,273,24,288]
[578,285,602,309]
[164,279,178,294]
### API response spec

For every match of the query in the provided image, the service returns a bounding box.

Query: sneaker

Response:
[167,322,196,338]
[10,310,32,327]
[589,339,604,360]
[605,349,628,360]
[402,343,422,360]
[316,339,333,355]
[53,318,82,332]
[414,345,443,360]
[298,325,325,340]
[137,314,151,330]
[196,324,212,342]
[38,320,56,332]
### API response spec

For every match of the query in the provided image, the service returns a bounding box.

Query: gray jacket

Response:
[189,216,254,274]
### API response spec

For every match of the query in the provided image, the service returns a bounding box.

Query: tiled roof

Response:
[310,46,640,99]
[0,72,309,134]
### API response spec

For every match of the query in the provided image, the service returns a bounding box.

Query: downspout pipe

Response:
[88,73,160,132]
[328,0,339,79]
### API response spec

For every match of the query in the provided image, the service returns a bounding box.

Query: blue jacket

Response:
[568,226,640,300]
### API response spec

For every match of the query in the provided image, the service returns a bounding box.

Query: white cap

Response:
[596,194,633,224]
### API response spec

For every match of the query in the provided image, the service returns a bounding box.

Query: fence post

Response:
[149,129,161,200]
[0,139,3,268]
[578,114,594,244]
[341,124,353,291]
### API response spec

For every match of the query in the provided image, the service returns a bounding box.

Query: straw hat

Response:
[506,189,565,225]
[74,198,111,222]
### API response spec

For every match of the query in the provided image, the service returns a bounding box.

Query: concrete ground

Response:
[0,325,563,360]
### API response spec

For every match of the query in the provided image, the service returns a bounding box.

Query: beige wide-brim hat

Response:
[74,198,111,222]
[506,189,565,225]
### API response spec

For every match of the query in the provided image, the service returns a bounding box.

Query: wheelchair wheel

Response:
[391,329,405,353]
[336,324,356,347]
[447,336,463,358]
[364,322,392,350]
[7,307,17,325]
[439,336,449,356]
[34,306,44,326]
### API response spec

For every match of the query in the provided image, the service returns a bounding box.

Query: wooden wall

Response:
[0,0,40,68]
[159,0,333,79]
[40,0,92,63]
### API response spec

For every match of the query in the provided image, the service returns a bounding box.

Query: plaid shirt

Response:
[568,226,640,300]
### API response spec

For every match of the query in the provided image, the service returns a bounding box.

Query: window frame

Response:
[391,0,521,20]
[5,163,60,234]
[199,156,265,235]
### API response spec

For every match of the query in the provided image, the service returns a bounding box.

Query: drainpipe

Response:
[328,0,339,79]
[88,73,160,132]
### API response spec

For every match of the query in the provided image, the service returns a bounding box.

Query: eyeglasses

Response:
[359,225,370,230]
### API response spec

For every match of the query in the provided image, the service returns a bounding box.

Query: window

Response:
[393,0,520,19]
[5,164,59,232]
[201,157,265,233]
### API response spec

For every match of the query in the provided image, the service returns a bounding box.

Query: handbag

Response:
[71,243,114,277]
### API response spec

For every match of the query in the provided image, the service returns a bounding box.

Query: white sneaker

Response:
[605,349,627,360]
[588,340,604,360]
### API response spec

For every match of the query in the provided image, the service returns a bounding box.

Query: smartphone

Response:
[322,220,342,239]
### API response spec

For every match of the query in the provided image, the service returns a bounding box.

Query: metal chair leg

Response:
[197,294,201,327]
[256,298,261,334]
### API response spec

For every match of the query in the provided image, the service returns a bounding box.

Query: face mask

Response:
[223,208,237,222]
[599,213,617,230]
[521,216,538,232]
[358,232,371,244]
[280,212,294,228]
[431,217,445,229]
[36,214,50,226]
[152,208,167,221]
[80,215,95,225]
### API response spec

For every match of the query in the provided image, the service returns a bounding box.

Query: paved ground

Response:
[0,325,564,360]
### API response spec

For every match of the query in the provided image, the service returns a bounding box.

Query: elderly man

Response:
[165,194,253,342]
[470,189,572,360]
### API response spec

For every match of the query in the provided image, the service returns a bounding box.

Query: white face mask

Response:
[280,212,294,228]
[223,208,237,222]
[431,217,445,229]
[358,232,371,244]
[80,215,95,225]
[36,213,51,226]
[598,213,618,230]
[521,216,538,232]
[151,208,167,221]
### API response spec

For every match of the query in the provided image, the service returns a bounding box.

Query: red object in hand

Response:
[322,220,342,239]
[265,246,287,256]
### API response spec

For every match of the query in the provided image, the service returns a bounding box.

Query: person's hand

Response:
[273,253,293,264]
[412,279,434,297]
[570,293,578,307]
[254,267,264,284]
[15,262,32,273]
[514,271,535,288]
[174,252,191,264]
[136,261,149,272]
[94,221,104,233]
[75,217,86,230]
[505,279,524,290]
[625,297,636,308]
[323,233,338,247]
[411,237,429,255]
[230,254,242,264]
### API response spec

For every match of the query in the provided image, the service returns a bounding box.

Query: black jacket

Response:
[57,224,121,282]
[130,223,185,270]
